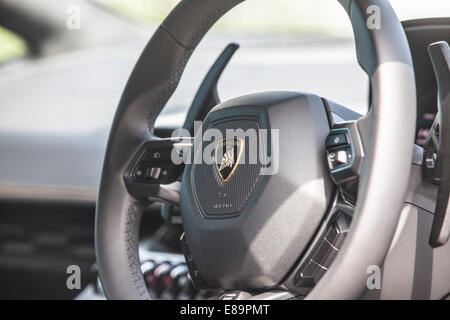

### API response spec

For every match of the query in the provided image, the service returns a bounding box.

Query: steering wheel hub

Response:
[181,92,333,290]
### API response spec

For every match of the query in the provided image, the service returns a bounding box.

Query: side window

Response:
[0,26,27,64]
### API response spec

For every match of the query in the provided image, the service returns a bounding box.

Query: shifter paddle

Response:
[426,41,450,247]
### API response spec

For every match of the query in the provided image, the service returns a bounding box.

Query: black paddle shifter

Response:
[424,41,450,247]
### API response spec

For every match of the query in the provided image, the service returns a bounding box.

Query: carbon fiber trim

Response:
[192,118,263,218]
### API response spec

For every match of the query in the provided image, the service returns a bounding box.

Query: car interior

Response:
[0,0,450,300]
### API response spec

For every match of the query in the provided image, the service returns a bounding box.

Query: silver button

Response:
[337,150,348,164]
[149,167,161,179]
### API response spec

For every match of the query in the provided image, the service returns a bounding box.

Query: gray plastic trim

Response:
[373,204,450,300]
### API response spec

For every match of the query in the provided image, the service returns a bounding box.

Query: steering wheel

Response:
[96,0,416,300]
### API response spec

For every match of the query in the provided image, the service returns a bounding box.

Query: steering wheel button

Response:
[327,152,337,169]
[133,166,149,182]
[312,239,334,265]
[326,133,348,148]
[324,225,339,244]
[153,152,161,159]
[143,148,172,162]
[337,150,348,164]
[321,246,339,269]
[149,167,162,179]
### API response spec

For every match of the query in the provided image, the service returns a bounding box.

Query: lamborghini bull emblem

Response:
[215,138,244,182]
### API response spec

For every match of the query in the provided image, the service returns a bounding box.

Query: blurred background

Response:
[2,0,450,139]
[0,0,450,299]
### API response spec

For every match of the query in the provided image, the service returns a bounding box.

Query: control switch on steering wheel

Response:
[326,122,364,187]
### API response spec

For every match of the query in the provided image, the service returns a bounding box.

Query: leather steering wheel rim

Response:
[95,0,416,300]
